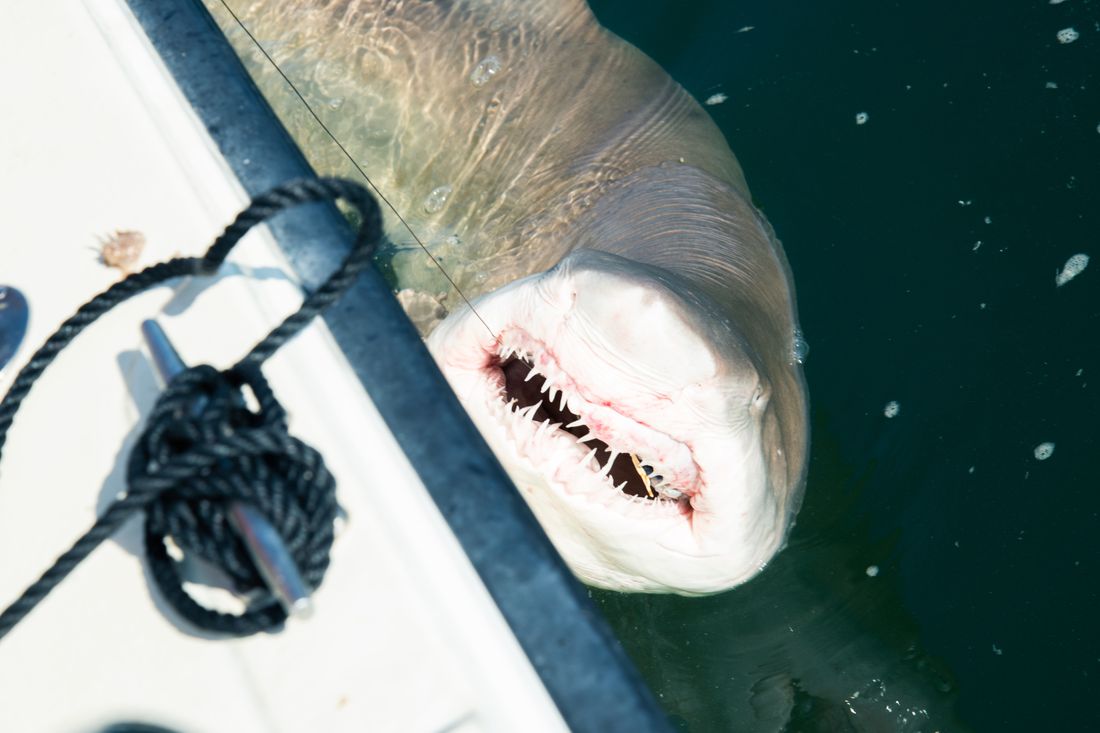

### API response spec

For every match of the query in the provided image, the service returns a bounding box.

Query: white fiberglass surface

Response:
[0,2,564,731]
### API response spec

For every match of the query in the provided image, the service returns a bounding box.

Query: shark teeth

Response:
[582,447,598,468]
[496,394,690,505]
[489,339,693,509]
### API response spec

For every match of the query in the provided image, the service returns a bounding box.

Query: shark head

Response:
[428,249,793,594]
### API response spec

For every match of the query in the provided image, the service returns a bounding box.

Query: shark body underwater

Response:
[224,0,809,595]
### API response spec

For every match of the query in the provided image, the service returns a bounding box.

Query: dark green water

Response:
[586,1,1099,731]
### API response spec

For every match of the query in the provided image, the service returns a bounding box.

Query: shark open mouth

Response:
[500,355,668,499]
[426,269,788,592]
[484,331,700,515]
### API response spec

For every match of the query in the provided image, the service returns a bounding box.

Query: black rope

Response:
[0,176,381,640]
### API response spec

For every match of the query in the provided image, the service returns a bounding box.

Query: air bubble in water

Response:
[1055,253,1088,286]
[423,185,453,214]
[470,56,502,87]
[1034,442,1055,460]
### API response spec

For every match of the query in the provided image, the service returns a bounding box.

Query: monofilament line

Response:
[217,0,497,338]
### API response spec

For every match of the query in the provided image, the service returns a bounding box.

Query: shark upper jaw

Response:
[427,265,785,594]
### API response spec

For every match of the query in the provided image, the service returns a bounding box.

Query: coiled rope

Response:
[0,176,381,640]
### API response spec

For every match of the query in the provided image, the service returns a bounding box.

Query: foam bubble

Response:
[470,56,502,87]
[791,330,810,364]
[1056,27,1079,44]
[1034,442,1055,460]
[1055,253,1089,286]
[423,184,453,214]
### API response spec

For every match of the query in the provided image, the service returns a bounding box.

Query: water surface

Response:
[588,1,1098,730]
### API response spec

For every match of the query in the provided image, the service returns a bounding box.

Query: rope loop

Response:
[0,177,380,641]
[131,364,337,635]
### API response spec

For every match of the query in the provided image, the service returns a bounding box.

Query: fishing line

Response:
[217,0,497,338]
